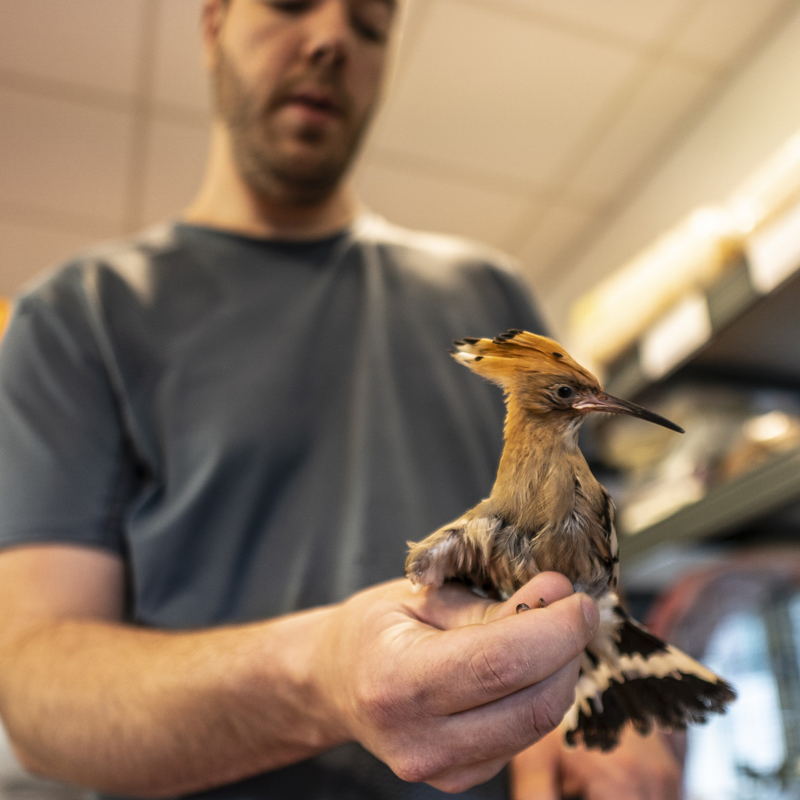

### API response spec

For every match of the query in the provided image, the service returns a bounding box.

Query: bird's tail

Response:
[563,609,736,751]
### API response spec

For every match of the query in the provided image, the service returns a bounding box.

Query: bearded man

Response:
[0,2,680,799]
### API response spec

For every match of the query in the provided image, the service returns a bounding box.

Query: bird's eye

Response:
[557,385,574,399]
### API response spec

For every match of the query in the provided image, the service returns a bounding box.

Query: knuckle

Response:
[354,680,401,726]
[468,641,518,697]
[531,691,568,737]
[392,750,446,784]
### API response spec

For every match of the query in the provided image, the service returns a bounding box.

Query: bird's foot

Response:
[538,597,547,608]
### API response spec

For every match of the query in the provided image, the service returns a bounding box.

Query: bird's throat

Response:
[491,398,587,533]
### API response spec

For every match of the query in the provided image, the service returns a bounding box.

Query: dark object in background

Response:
[649,554,800,800]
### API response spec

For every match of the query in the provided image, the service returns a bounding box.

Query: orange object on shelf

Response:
[0,298,10,340]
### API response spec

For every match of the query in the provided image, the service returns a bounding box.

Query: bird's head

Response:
[452,330,683,434]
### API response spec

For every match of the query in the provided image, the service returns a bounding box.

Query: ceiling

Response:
[0,0,798,319]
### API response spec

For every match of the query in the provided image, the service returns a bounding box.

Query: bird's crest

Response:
[452,329,598,390]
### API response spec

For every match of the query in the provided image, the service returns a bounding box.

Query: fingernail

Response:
[580,595,599,631]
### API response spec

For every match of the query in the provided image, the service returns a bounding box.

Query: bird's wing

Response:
[406,514,501,589]
[406,513,537,599]
[600,489,620,592]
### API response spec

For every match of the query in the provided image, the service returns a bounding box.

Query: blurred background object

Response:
[646,558,800,800]
[6,1,800,799]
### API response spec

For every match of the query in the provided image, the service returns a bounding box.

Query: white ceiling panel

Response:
[153,0,210,113]
[373,0,641,189]
[500,0,693,47]
[567,63,714,203]
[0,219,104,296]
[0,0,145,96]
[672,0,788,69]
[354,159,534,250]
[140,119,210,227]
[0,89,132,226]
[516,202,598,284]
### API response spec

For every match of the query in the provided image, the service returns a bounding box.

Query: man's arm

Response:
[0,545,599,797]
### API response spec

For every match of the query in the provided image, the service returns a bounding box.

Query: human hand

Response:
[510,724,682,800]
[316,572,599,793]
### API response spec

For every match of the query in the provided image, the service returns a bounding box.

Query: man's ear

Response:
[201,0,229,71]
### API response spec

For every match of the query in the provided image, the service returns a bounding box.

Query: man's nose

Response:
[303,0,351,69]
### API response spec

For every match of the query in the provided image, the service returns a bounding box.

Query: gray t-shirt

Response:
[0,214,545,799]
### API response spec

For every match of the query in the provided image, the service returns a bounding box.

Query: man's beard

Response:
[213,47,373,207]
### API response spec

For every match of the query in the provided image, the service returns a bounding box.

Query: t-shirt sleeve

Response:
[0,279,132,554]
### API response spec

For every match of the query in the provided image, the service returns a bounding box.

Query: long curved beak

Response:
[573,391,684,433]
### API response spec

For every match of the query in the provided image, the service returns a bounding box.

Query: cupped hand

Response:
[316,572,599,793]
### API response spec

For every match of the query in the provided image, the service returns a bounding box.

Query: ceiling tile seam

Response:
[122,0,162,234]
[150,101,209,128]
[460,0,652,59]
[502,56,661,254]
[462,0,720,78]
[0,200,122,239]
[537,84,726,294]
[0,67,211,127]
[659,49,724,77]
[502,0,714,254]
[707,0,800,85]
[365,145,601,209]
[0,68,135,114]
[558,0,800,281]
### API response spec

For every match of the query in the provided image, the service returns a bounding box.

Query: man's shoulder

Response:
[354,213,524,283]
[18,224,182,307]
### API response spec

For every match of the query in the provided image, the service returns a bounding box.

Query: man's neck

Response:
[184,127,360,241]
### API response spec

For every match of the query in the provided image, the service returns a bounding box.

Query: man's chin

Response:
[245,156,345,206]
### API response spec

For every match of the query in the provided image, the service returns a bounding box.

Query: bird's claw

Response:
[517,598,548,614]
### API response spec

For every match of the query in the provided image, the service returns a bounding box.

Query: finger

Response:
[437,657,581,765]
[403,589,596,716]
[487,573,579,624]
[410,572,576,631]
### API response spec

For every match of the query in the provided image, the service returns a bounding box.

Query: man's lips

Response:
[280,90,344,120]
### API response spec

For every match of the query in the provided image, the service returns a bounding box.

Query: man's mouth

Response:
[282,90,344,119]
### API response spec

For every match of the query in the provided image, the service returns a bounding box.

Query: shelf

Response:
[618,446,800,564]
[604,200,800,399]
[601,201,800,565]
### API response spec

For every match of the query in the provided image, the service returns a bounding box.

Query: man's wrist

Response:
[255,604,353,754]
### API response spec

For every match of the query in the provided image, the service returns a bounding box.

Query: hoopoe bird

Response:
[406,330,735,751]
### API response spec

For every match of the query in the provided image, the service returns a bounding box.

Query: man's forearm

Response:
[0,609,346,797]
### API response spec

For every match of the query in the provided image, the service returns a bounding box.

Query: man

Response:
[0,1,680,798]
